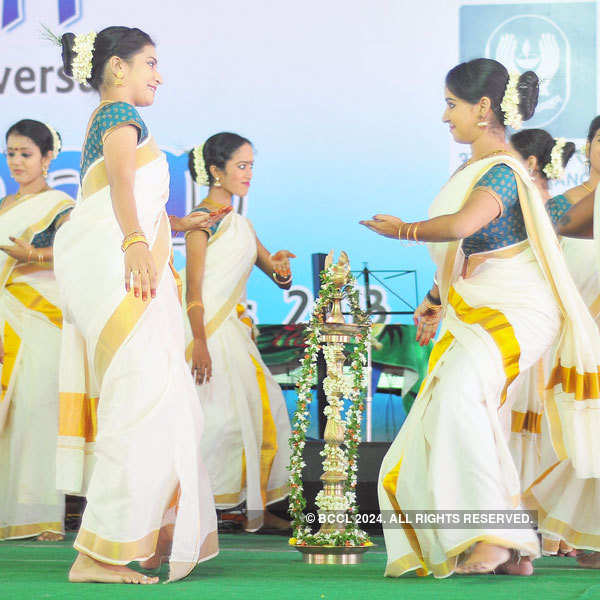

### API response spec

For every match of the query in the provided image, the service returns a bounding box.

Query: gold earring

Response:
[477,119,489,128]
[114,72,124,87]
[214,177,222,188]
[42,165,48,178]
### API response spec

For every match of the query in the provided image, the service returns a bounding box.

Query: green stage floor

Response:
[0,533,598,600]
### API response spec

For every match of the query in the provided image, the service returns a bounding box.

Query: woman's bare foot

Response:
[69,552,159,584]
[495,554,534,575]
[37,531,64,542]
[577,552,600,568]
[455,543,511,574]
[262,511,292,531]
[139,525,173,570]
[558,540,578,557]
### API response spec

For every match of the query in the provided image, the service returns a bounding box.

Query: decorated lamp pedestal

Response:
[289,251,373,565]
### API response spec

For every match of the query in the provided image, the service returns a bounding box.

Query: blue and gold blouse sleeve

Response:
[186,206,219,239]
[473,164,518,216]
[545,194,573,225]
[31,206,74,248]
[95,101,148,145]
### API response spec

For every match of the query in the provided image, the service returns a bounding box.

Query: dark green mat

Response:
[0,533,598,599]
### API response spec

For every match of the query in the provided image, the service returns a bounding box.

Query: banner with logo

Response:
[0,0,597,324]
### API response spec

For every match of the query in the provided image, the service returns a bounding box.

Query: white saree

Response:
[378,155,600,577]
[53,132,218,580]
[184,212,291,532]
[0,190,74,540]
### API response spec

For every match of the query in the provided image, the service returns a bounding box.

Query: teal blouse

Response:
[462,164,527,257]
[0,197,72,248]
[545,194,572,224]
[80,101,148,181]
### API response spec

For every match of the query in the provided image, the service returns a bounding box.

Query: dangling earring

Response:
[214,177,222,188]
[477,119,489,128]
[42,165,48,178]
[114,72,124,87]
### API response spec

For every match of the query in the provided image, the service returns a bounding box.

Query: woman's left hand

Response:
[270,250,296,281]
[0,236,34,262]
[359,214,405,239]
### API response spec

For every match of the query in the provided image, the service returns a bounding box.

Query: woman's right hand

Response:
[413,297,442,347]
[124,242,158,301]
[191,339,212,385]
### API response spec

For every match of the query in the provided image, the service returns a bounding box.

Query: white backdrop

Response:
[0,0,597,323]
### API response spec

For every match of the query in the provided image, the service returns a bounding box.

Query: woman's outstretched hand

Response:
[169,206,232,233]
[124,242,158,302]
[359,214,405,239]
[270,250,296,283]
[413,297,442,346]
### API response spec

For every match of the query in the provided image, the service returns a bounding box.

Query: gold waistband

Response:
[462,240,530,278]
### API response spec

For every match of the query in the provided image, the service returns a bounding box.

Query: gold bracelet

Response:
[413,223,420,243]
[36,252,46,265]
[27,247,33,262]
[406,223,415,241]
[186,300,204,313]
[397,223,406,240]
[121,235,148,253]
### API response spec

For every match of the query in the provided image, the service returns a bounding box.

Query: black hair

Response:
[511,129,576,180]
[446,58,539,127]
[5,119,60,156]
[188,132,252,186]
[61,26,154,90]
[587,116,600,147]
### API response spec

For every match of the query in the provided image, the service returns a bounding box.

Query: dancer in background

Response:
[52,27,218,584]
[182,133,293,532]
[519,118,600,569]
[0,119,73,543]
[362,58,600,577]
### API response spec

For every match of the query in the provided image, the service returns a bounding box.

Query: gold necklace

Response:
[457,149,510,174]
[582,181,596,194]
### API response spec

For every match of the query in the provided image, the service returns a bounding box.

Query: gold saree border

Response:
[93,213,170,389]
[58,392,99,443]
[5,281,62,329]
[0,522,63,540]
[547,362,600,401]
[81,137,161,199]
[75,527,159,565]
[448,287,521,406]
[0,321,21,431]
[511,410,543,434]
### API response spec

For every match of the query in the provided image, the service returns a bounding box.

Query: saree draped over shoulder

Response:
[0,190,74,539]
[377,155,600,577]
[53,109,218,580]
[184,212,291,531]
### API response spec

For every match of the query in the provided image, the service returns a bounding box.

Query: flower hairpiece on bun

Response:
[500,72,523,131]
[45,123,62,159]
[192,144,210,186]
[543,138,567,180]
[72,31,97,84]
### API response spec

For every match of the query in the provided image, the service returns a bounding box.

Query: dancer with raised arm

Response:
[181,133,293,532]
[361,59,600,577]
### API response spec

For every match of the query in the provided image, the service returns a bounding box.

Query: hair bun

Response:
[517,71,539,121]
[61,32,76,76]
[561,140,577,168]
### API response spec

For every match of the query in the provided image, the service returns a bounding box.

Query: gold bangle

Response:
[398,223,406,240]
[413,223,420,243]
[406,223,414,241]
[27,247,33,262]
[36,252,46,265]
[186,300,204,313]
[122,235,148,253]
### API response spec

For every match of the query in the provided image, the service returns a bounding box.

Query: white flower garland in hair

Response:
[45,123,61,159]
[500,71,523,131]
[543,138,567,180]
[192,144,210,186]
[72,31,97,84]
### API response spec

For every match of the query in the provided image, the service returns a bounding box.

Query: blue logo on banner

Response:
[2,0,80,31]
[460,3,596,133]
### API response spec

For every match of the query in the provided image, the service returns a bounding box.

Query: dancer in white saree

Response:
[0,119,73,542]
[52,27,218,584]
[508,128,600,561]
[361,59,600,577]
[182,134,293,532]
